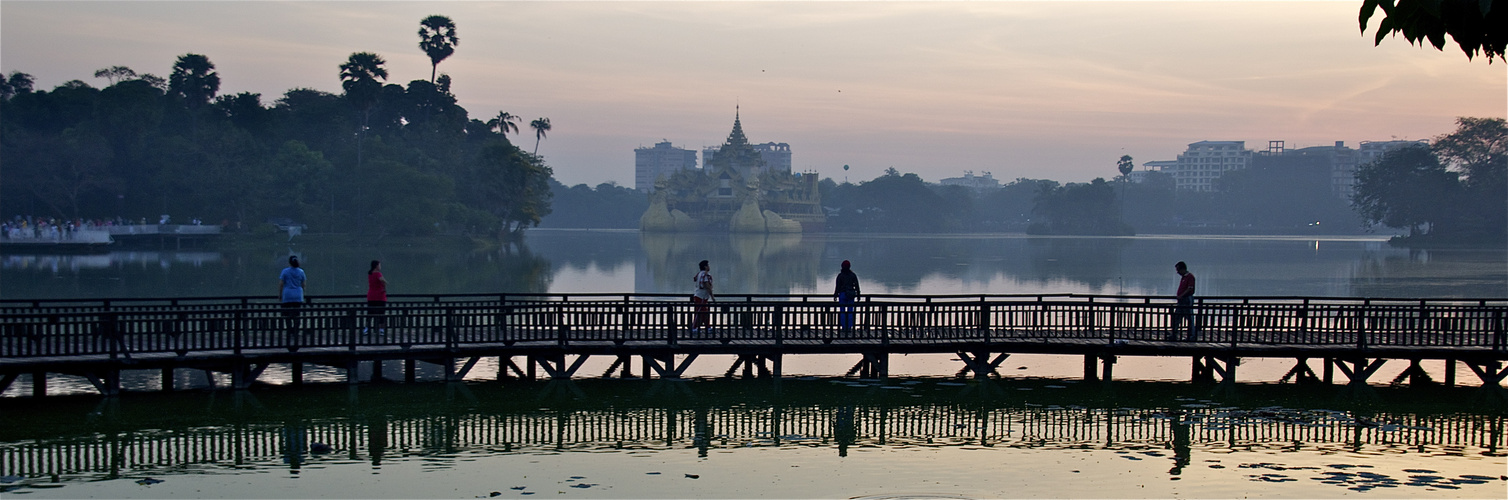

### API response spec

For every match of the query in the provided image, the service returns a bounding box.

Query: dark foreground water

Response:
[2,232,1505,498]
[1,378,1505,499]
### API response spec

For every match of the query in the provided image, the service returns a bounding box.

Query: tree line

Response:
[0,15,556,240]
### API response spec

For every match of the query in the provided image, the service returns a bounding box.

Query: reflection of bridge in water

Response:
[2,381,1504,479]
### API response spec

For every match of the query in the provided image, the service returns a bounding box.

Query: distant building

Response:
[939,171,1000,190]
[1249,141,1358,198]
[703,141,793,178]
[1173,141,1254,191]
[635,141,698,192]
[1130,161,1179,184]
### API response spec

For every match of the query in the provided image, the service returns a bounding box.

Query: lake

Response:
[2,231,1505,498]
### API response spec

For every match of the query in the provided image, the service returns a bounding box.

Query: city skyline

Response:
[2,1,1502,187]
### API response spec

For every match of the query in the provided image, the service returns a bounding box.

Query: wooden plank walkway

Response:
[2,293,1505,395]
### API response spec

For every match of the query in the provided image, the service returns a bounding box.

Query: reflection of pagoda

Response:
[640,108,824,233]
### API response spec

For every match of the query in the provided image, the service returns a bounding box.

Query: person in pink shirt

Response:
[365,260,388,334]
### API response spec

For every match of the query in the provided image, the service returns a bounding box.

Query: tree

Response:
[0,71,34,100]
[1352,144,1460,237]
[168,54,220,108]
[530,117,551,154]
[1432,116,1507,188]
[1116,155,1134,180]
[339,52,389,232]
[1359,0,1505,62]
[488,111,520,137]
[1031,178,1132,235]
[417,15,459,84]
[93,66,137,85]
[472,141,554,237]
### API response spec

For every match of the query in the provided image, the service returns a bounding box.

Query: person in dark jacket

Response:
[835,260,861,331]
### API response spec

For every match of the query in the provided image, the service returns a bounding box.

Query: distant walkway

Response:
[1,293,1505,396]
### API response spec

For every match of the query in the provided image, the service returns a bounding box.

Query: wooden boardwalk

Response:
[2,293,1506,396]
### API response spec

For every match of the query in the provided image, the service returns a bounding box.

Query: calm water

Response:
[2,232,1506,498]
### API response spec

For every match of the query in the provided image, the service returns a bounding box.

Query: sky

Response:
[2,1,1504,188]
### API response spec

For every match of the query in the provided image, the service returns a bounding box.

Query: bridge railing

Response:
[2,295,1504,359]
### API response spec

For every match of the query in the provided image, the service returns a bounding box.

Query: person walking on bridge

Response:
[279,256,307,332]
[1172,261,1196,341]
[365,260,387,335]
[835,260,861,331]
[691,260,714,333]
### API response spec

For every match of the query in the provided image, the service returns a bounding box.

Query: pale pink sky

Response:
[3,1,1503,187]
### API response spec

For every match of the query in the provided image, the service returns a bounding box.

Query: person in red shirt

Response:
[1172,261,1196,340]
[366,260,388,334]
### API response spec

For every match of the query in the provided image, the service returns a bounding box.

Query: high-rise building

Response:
[634,141,698,192]
[1173,141,1254,191]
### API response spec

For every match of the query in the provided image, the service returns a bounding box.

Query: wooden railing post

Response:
[667,303,678,347]
[774,305,784,348]
[446,307,457,351]
[1494,310,1504,352]
[1356,307,1367,350]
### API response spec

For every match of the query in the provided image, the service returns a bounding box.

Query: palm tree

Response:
[168,54,219,109]
[488,112,520,137]
[417,15,458,84]
[530,117,551,155]
[1116,155,1134,181]
[339,52,388,233]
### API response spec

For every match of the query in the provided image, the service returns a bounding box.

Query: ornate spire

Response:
[725,106,749,147]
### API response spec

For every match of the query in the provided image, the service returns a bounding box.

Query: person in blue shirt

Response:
[279,256,307,318]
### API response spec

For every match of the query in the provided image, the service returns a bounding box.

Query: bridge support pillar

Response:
[955,351,1008,379]
[1389,359,1435,388]
[1445,359,1456,387]
[162,368,175,391]
[1084,354,1115,382]
[498,356,529,381]
[32,372,46,397]
[528,354,590,380]
[232,364,268,390]
[1331,358,1388,388]
[1464,361,1507,399]
[404,359,416,383]
[604,355,636,378]
[85,370,120,397]
[1191,357,1237,385]
[1280,358,1320,384]
[726,354,775,379]
[347,360,360,385]
[371,360,384,381]
[643,354,698,379]
[292,363,304,385]
[0,373,16,395]
[845,353,888,379]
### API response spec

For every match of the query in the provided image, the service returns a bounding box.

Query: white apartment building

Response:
[1174,141,1253,191]
[634,141,698,192]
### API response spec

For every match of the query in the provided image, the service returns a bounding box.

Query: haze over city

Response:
[2,1,1503,187]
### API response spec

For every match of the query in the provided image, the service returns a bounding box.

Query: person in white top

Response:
[691,260,713,332]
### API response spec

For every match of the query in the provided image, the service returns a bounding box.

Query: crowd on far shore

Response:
[2,215,213,241]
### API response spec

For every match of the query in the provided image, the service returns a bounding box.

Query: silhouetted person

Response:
[1172,261,1196,340]
[834,260,861,331]
[690,260,713,332]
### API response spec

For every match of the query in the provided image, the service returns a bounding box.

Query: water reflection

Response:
[1,380,1503,490]
[1,232,1504,300]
